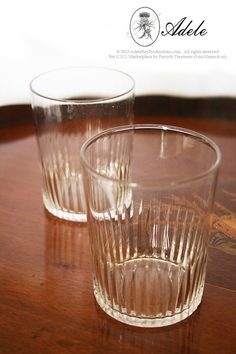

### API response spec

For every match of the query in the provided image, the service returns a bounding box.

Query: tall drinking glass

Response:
[30,67,134,222]
[80,124,221,327]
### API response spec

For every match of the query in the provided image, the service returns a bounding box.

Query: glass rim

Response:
[80,124,221,189]
[29,66,135,104]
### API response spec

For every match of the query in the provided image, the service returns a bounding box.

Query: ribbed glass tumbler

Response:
[30,67,134,222]
[80,124,221,327]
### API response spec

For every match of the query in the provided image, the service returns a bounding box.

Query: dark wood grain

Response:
[0,98,236,354]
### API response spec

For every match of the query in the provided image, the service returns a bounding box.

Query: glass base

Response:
[43,196,87,222]
[94,285,203,328]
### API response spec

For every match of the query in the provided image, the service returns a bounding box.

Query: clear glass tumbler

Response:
[30,67,134,222]
[80,124,221,327]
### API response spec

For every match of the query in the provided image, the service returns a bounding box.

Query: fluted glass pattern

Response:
[31,67,134,221]
[81,125,220,327]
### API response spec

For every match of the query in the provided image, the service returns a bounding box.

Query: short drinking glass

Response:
[30,67,135,222]
[80,124,221,327]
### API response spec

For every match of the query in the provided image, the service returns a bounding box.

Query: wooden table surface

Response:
[0,98,236,354]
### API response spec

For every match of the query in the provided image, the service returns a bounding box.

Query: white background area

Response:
[1,0,236,105]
